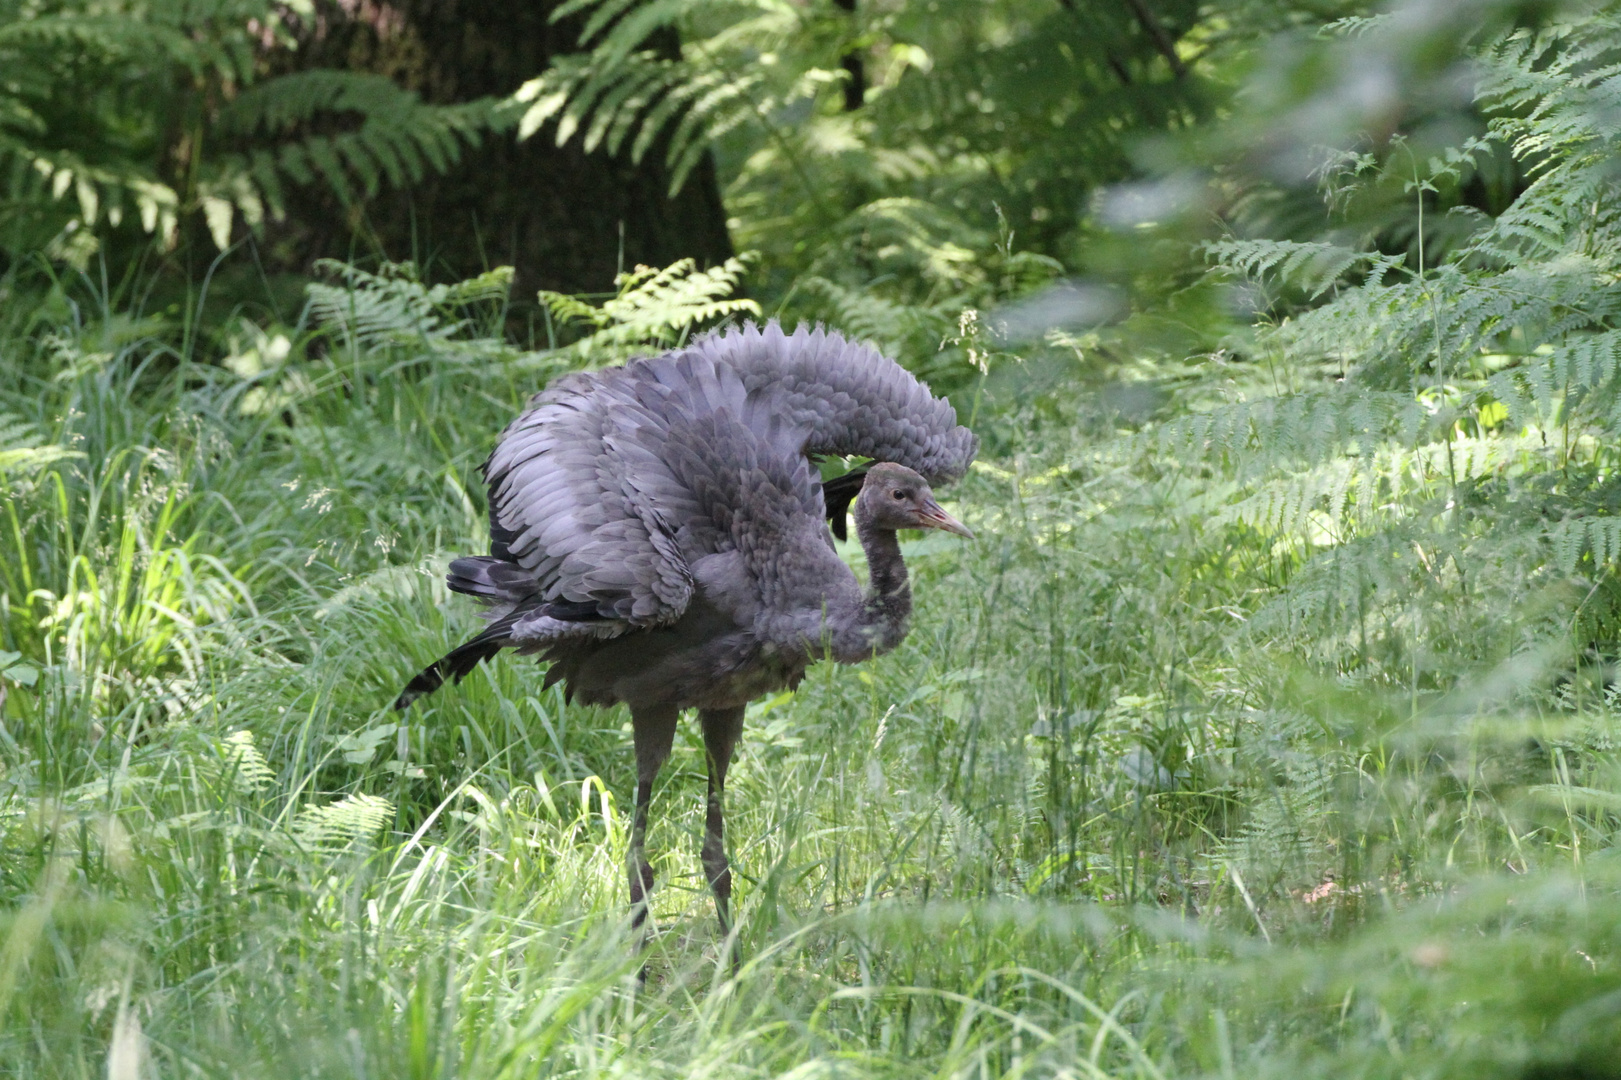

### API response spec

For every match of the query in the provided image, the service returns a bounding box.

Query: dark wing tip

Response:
[821,468,868,542]
[489,517,521,562]
[394,663,445,711]
[541,598,611,622]
[393,627,515,710]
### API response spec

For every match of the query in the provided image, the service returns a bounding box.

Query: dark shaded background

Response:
[267,0,733,297]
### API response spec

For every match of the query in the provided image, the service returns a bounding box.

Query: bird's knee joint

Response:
[702,845,731,890]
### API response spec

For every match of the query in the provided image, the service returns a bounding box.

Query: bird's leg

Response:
[628,705,678,963]
[699,706,746,965]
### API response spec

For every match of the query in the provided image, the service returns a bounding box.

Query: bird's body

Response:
[397,321,976,959]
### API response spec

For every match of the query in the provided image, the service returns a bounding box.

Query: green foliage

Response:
[294,252,762,377]
[537,253,761,363]
[4,275,1621,1072]
[10,2,1621,1078]
[306,260,526,364]
[0,0,514,267]
[517,0,1259,356]
[1169,14,1621,689]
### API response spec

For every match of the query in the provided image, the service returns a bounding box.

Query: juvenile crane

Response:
[395,321,977,948]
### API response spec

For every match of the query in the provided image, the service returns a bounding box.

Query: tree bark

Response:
[266,0,734,300]
[832,0,866,111]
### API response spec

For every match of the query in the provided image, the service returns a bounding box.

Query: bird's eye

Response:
[893,490,908,500]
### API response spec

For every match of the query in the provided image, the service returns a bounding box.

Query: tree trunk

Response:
[267,0,733,301]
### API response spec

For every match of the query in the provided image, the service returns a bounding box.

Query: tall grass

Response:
[2,251,1619,1080]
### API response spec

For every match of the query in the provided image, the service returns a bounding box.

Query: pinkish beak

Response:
[916,497,975,539]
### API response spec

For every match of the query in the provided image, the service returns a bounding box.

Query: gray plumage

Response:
[396,320,977,962]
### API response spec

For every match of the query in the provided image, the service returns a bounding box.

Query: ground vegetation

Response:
[5,1,1621,1077]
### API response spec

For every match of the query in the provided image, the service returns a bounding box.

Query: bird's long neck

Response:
[829,507,911,662]
[859,516,911,618]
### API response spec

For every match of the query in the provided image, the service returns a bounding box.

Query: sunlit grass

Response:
[2,293,1619,1079]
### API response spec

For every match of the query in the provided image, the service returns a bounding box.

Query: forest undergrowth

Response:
[7,6,1621,1080]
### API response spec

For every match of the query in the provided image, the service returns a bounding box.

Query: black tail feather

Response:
[394,627,510,710]
[393,585,612,710]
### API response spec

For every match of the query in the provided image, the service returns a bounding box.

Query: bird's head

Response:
[857,462,974,538]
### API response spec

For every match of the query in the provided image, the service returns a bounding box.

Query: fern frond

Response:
[307,261,523,365]
[1153,388,1428,475]
[294,793,393,851]
[220,730,275,794]
[1205,239,1397,300]
[513,0,813,195]
[209,74,514,247]
[0,412,82,474]
[795,275,953,365]
[1546,516,1621,577]
[1215,459,1357,539]
[538,254,761,364]
[0,2,517,256]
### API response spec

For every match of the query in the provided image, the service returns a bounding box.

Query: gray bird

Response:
[395,321,977,953]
